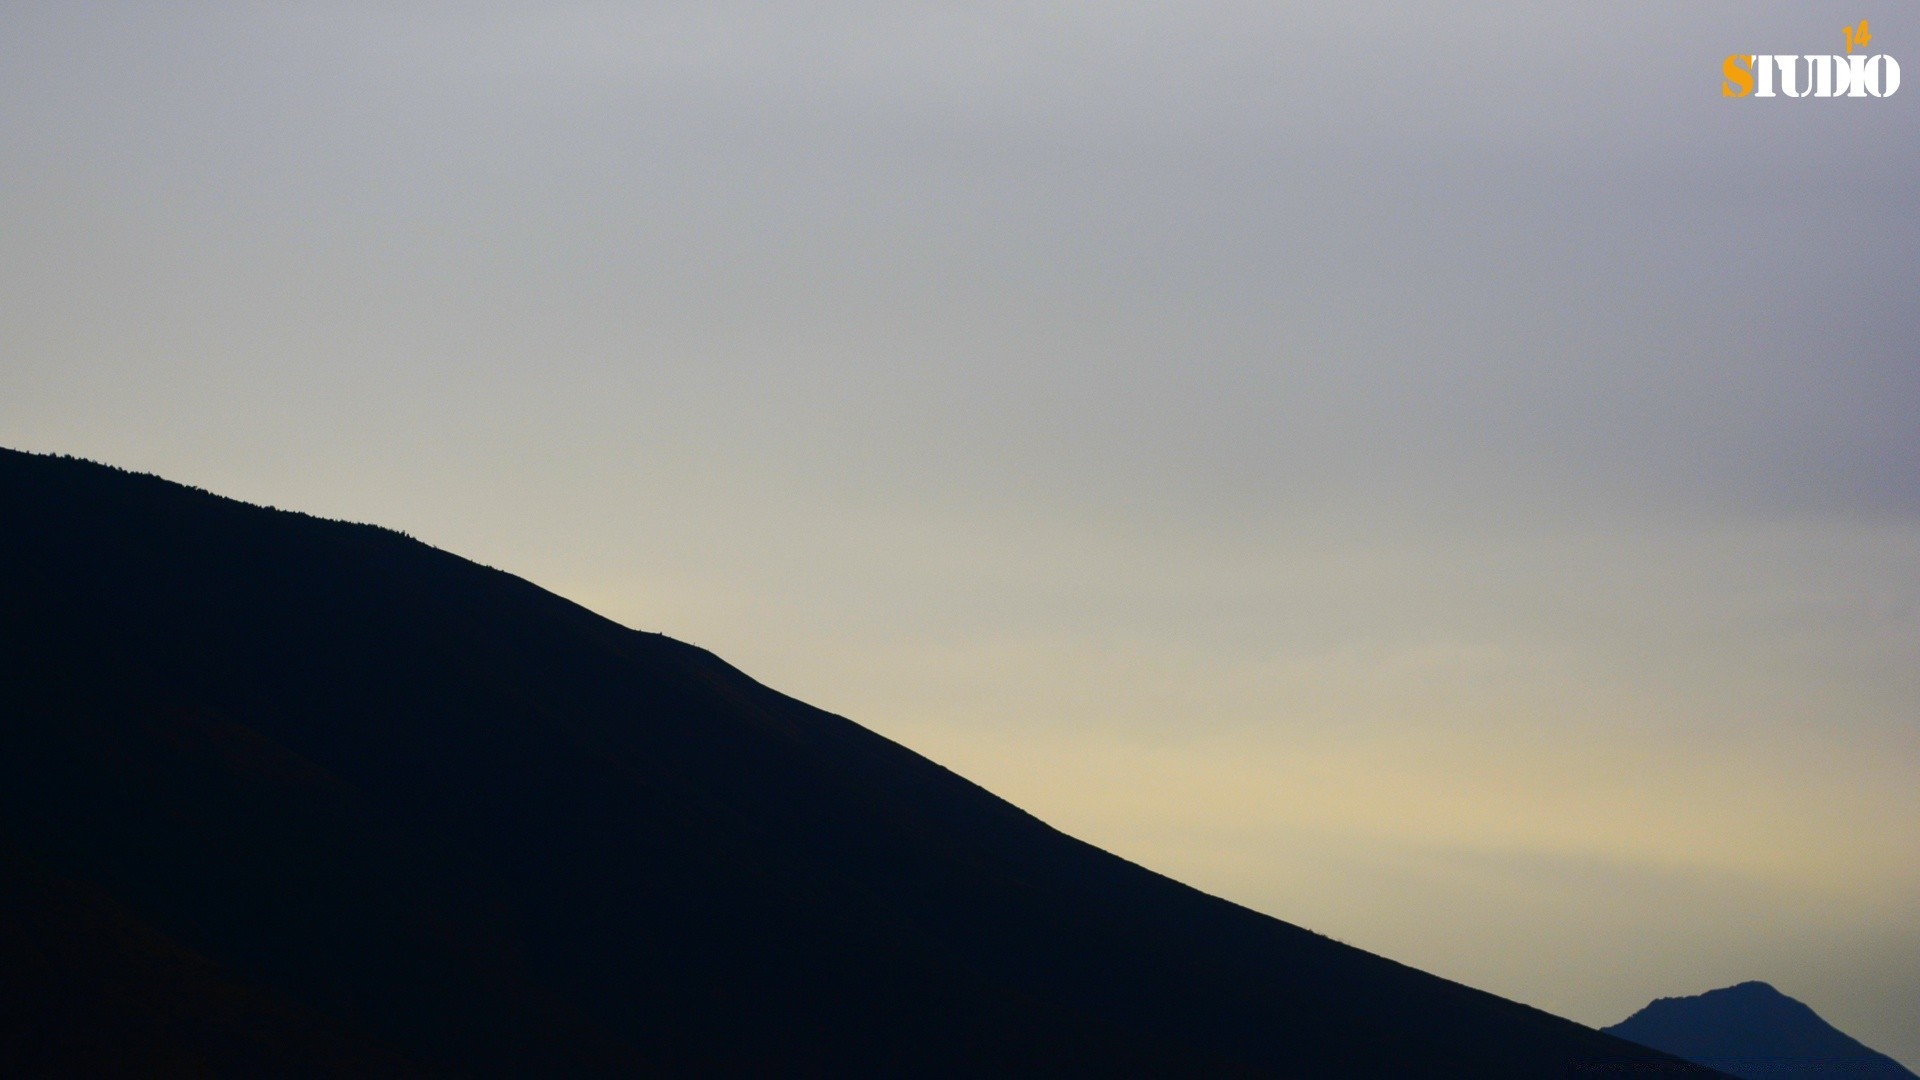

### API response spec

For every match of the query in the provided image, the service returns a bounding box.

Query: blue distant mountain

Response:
[1605,981,1916,1080]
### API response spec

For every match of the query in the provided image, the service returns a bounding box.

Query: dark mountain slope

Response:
[0,448,1717,1077]
[1605,982,1915,1080]
[0,837,424,1076]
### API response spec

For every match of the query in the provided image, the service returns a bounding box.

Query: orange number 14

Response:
[1843,19,1872,54]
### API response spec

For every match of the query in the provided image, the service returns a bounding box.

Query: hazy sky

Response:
[4,2,1916,1064]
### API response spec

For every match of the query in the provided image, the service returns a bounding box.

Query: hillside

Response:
[0,448,1719,1077]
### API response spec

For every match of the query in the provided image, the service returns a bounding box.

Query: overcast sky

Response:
[4,2,1916,1064]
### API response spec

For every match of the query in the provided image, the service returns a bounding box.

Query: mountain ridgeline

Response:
[1604,982,1917,1080]
[0,448,1720,1077]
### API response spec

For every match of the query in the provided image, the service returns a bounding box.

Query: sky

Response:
[3,1,1916,1065]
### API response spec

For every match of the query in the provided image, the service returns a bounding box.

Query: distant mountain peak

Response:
[1605,981,1916,1080]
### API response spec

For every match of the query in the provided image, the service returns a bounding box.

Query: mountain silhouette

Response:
[0,447,1721,1077]
[1605,982,1915,1080]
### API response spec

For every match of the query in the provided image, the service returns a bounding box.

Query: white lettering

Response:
[1729,51,1898,99]
[1845,54,1874,96]
[1810,55,1842,97]
[1776,55,1808,97]
[1876,55,1901,96]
